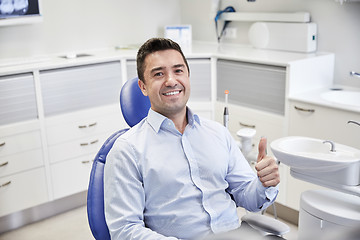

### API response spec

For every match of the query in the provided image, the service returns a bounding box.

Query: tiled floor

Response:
[0,206,298,240]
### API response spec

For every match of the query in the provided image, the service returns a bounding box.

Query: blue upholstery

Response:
[120,77,151,128]
[87,77,150,240]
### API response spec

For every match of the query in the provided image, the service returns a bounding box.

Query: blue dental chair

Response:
[86,77,289,240]
[86,77,151,240]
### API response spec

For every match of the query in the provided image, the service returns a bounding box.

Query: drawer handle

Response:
[78,122,97,129]
[0,162,9,167]
[88,122,97,127]
[0,142,5,147]
[80,139,99,146]
[239,122,256,128]
[81,160,94,164]
[0,181,11,188]
[294,106,315,113]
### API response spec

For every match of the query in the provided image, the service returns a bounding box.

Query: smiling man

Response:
[104,38,280,240]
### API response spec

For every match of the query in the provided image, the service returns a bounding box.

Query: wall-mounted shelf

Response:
[220,12,310,23]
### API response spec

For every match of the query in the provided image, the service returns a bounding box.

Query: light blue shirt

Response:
[104,108,278,240]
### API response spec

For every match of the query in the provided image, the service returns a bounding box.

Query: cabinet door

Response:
[286,100,360,210]
[0,73,38,125]
[126,60,137,80]
[40,61,122,116]
[217,60,286,115]
[50,154,94,199]
[188,59,211,102]
[288,101,360,149]
[0,168,48,217]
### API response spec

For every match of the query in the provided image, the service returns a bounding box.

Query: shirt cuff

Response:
[256,178,279,207]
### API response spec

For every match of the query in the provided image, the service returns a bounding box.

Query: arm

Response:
[104,138,178,240]
[225,134,279,212]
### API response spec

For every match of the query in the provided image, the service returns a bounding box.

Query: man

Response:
[104,38,280,240]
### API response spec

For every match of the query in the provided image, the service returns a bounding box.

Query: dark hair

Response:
[136,38,190,82]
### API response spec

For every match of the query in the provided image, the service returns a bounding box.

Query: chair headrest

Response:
[120,77,151,127]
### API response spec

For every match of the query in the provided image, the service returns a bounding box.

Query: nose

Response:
[164,73,177,87]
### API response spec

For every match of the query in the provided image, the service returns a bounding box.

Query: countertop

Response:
[0,41,332,75]
[289,85,360,113]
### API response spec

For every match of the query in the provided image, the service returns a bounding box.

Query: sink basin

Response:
[321,90,360,108]
[270,136,360,188]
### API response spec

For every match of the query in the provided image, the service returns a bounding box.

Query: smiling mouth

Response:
[163,90,181,96]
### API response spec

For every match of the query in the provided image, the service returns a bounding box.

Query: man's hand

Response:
[255,137,280,187]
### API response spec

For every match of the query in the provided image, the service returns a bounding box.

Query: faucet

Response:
[323,140,336,152]
[348,120,360,127]
[350,71,360,78]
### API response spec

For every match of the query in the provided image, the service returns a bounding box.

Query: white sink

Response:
[271,136,360,193]
[321,90,360,108]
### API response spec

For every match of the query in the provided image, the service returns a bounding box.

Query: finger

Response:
[256,157,275,175]
[260,178,280,188]
[257,137,267,162]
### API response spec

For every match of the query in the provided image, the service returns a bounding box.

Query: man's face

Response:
[138,49,190,118]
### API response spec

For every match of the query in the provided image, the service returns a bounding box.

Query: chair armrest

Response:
[241,213,290,236]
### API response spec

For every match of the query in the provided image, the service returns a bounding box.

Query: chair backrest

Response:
[87,77,151,240]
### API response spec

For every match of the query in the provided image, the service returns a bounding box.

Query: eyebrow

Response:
[150,64,186,74]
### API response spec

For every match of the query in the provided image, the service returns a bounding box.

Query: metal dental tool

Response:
[223,90,229,128]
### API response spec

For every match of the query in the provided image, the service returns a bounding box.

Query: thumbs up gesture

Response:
[255,137,280,187]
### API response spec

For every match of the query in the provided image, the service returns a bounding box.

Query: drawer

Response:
[48,132,113,163]
[0,130,42,158]
[215,102,285,153]
[46,111,124,145]
[51,154,94,199]
[0,167,48,217]
[0,149,44,178]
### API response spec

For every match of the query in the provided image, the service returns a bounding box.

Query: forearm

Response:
[231,177,278,212]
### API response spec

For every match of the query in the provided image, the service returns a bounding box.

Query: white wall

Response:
[1,0,359,88]
[180,0,360,88]
[0,0,181,59]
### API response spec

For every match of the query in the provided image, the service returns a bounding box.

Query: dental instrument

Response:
[223,90,229,129]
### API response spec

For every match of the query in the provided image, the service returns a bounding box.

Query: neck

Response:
[168,108,188,134]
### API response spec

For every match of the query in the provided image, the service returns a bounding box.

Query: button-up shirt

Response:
[104,108,278,240]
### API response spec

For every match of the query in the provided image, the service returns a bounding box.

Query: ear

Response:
[138,79,148,96]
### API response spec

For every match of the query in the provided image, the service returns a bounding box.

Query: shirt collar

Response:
[146,107,201,133]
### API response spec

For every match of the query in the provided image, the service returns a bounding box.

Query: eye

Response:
[175,68,184,74]
[154,72,163,77]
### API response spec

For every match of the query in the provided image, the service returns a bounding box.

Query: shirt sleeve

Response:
[104,138,178,240]
[224,130,279,212]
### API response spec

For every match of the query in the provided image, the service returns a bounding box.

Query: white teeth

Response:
[163,91,180,96]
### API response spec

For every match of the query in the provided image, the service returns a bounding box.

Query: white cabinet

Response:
[40,61,123,116]
[288,100,359,149]
[0,73,48,217]
[215,59,288,206]
[284,100,360,210]
[0,125,47,218]
[0,73,38,125]
[0,168,48,217]
[39,61,125,199]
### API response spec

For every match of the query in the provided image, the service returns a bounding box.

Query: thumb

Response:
[257,137,267,162]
